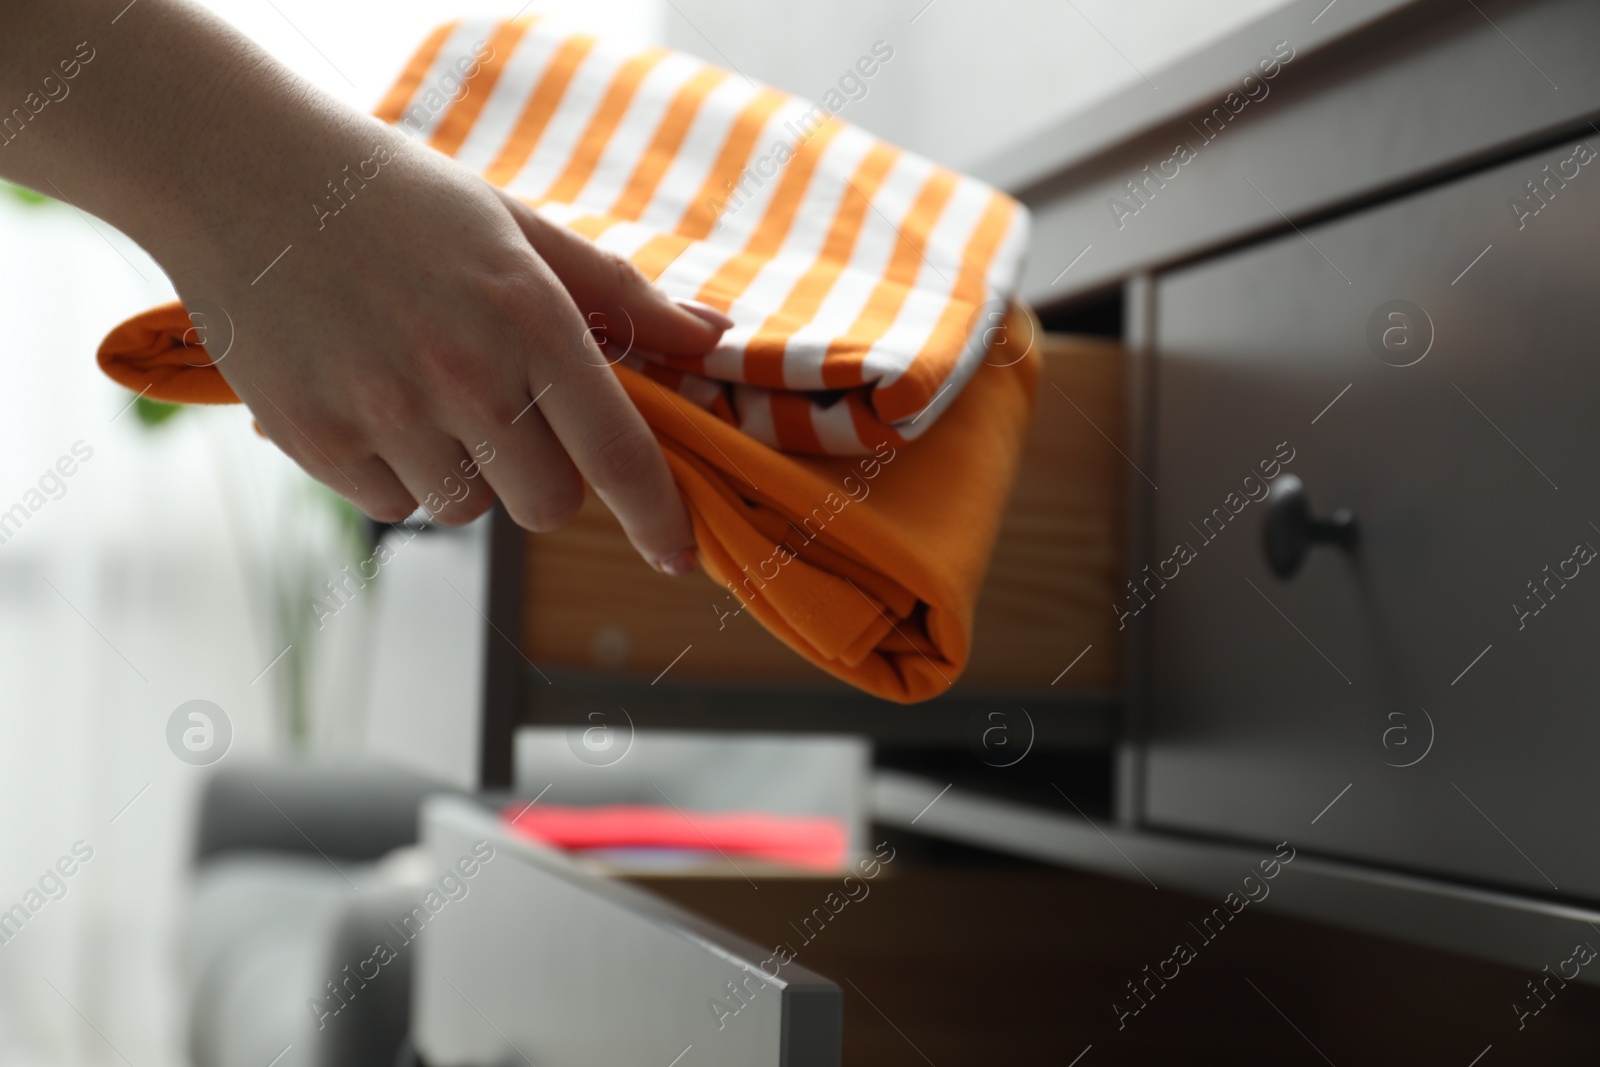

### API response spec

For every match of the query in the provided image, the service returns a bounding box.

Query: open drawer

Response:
[467,326,1130,771]
[411,796,842,1066]
[408,784,1600,1066]
[409,794,1121,1066]
[515,329,1126,695]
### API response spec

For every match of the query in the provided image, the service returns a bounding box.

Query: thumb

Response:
[492,186,732,357]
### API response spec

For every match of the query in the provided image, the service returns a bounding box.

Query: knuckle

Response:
[432,492,491,527]
[584,424,657,490]
[480,268,540,320]
[598,247,648,293]
[351,373,426,429]
[502,459,584,532]
[361,494,418,524]
[426,472,482,525]
[318,432,367,467]
[524,483,583,533]
[284,414,364,467]
[422,344,502,406]
[466,387,524,427]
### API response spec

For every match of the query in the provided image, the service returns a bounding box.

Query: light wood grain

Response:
[964,331,1124,691]
[520,331,1125,693]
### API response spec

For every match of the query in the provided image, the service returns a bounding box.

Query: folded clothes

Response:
[369,17,1029,454]
[500,801,848,872]
[96,18,1041,702]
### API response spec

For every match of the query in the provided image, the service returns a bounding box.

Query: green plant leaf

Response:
[131,394,183,427]
[4,182,51,206]
[305,479,375,565]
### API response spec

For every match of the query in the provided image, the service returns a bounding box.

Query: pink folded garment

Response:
[502,802,848,871]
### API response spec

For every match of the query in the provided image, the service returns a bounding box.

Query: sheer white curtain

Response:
[0,2,662,1064]
[0,163,387,1067]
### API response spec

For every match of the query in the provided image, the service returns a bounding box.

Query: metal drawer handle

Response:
[1263,474,1358,578]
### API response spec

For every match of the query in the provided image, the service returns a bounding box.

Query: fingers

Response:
[240,388,420,522]
[531,326,698,575]
[286,454,417,523]
[380,433,497,527]
[257,412,500,531]
[325,456,418,523]
[230,186,711,574]
[489,186,714,573]
[493,186,731,358]
[469,398,585,533]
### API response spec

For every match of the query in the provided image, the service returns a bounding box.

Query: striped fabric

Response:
[375,18,1030,455]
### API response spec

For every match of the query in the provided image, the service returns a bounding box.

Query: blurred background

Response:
[0,0,1300,1062]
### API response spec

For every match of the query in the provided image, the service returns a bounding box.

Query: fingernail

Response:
[658,548,697,577]
[675,300,735,332]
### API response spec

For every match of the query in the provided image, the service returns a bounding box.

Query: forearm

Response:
[7,1,709,572]
[0,0,402,269]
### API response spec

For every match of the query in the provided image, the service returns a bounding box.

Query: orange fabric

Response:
[533,48,669,207]
[373,21,458,125]
[608,65,726,220]
[338,17,1031,456]
[481,34,599,187]
[95,304,1038,703]
[678,86,788,240]
[425,19,534,157]
[743,142,899,389]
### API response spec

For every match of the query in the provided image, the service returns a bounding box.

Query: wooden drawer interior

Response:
[627,829,1600,1064]
[519,330,1126,695]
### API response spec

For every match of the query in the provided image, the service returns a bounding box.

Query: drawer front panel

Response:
[413,798,840,1067]
[1145,134,1600,898]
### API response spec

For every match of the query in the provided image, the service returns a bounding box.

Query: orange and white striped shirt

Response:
[377,18,1029,455]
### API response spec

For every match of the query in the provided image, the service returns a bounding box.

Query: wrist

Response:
[6,0,401,285]
[145,111,411,288]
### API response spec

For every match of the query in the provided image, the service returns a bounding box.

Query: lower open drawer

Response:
[408,796,1093,1065]
[410,791,1600,1065]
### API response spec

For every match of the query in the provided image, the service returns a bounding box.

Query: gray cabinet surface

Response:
[1007,0,1600,304]
[1144,133,1600,901]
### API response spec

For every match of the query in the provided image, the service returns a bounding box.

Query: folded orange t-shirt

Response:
[98,304,1035,703]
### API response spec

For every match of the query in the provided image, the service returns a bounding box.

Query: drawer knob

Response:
[1263,474,1358,578]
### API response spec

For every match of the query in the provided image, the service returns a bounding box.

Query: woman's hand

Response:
[0,0,723,574]
[168,138,723,575]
